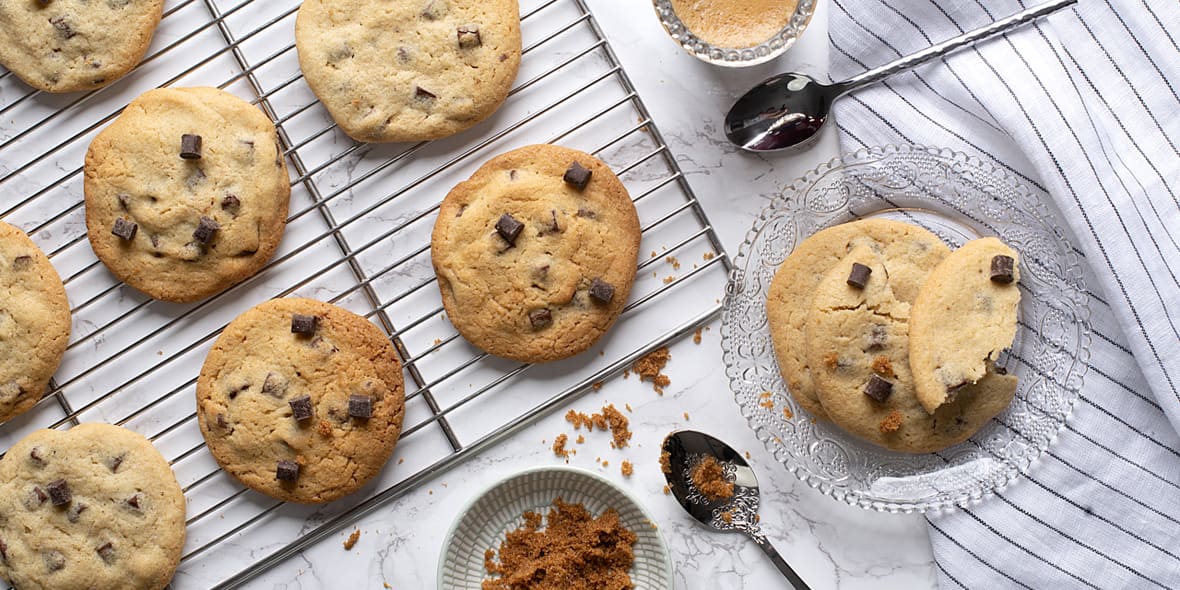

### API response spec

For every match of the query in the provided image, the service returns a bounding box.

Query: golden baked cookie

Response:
[196,298,405,504]
[0,221,70,424]
[0,423,186,590]
[909,237,1021,413]
[431,144,641,363]
[767,219,949,420]
[295,0,522,143]
[0,0,163,92]
[806,245,1016,453]
[83,87,291,303]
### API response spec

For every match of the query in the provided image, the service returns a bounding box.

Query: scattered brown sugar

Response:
[624,403,632,412]
[633,347,671,395]
[683,411,690,420]
[651,250,658,258]
[693,328,702,344]
[343,529,361,550]
[744,451,751,459]
[879,410,904,433]
[659,450,672,475]
[871,356,895,378]
[553,434,573,459]
[665,255,681,270]
[602,460,610,468]
[703,252,715,261]
[783,406,793,419]
[576,434,585,444]
[483,499,637,590]
[592,381,604,391]
[720,510,734,524]
[565,404,632,449]
[690,455,734,502]
[823,352,840,370]
[434,338,442,346]
[662,484,671,495]
[663,276,675,284]
[621,461,634,477]
[759,391,774,409]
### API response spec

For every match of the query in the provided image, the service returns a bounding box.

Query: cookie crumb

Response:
[552,434,572,458]
[665,255,681,270]
[744,451,751,459]
[703,252,715,261]
[621,461,633,477]
[398,457,405,464]
[662,484,671,495]
[602,460,610,468]
[663,276,675,284]
[483,499,636,590]
[783,406,793,419]
[693,328,702,344]
[659,450,672,474]
[879,410,904,433]
[690,456,734,501]
[343,529,361,550]
[576,434,585,444]
[433,338,442,346]
[565,404,631,448]
[721,510,734,523]
[683,411,690,420]
[651,250,658,258]
[625,403,632,412]
[759,391,774,409]
[633,347,671,394]
[871,356,895,378]
[591,381,603,391]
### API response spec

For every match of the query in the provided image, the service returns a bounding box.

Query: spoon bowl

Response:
[662,430,811,589]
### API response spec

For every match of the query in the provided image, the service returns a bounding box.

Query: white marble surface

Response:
[254,1,937,588]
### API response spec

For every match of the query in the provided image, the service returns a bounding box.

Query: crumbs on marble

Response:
[693,328,702,344]
[576,434,585,444]
[343,529,360,550]
[398,457,405,465]
[592,381,603,391]
[662,484,671,495]
[621,460,633,477]
[703,252,715,261]
[683,411,690,421]
[662,276,675,284]
[553,433,573,460]
[666,255,680,270]
[633,347,671,395]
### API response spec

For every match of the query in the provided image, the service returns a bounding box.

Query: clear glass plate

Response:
[721,145,1092,513]
[651,0,817,67]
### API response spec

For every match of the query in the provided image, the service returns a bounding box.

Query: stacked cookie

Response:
[768,219,1021,453]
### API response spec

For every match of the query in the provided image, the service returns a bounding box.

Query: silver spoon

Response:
[724,0,1076,152]
[662,430,811,590]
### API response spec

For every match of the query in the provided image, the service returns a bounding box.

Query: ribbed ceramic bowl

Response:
[652,0,817,67]
[439,466,674,589]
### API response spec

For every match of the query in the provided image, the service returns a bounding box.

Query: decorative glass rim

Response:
[720,144,1093,513]
[651,0,818,67]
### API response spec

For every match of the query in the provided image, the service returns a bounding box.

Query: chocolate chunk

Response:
[262,372,288,398]
[221,193,241,214]
[457,25,481,48]
[192,215,220,244]
[47,479,71,506]
[107,453,124,473]
[348,394,372,419]
[575,207,596,219]
[276,459,299,482]
[990,255,1015,284]
[125,494,141,510]
[864,375,893,402]
[49,15,75,39]
[414,86,437,101]
[528,308,552,329]
[291,314,319,335]
[44,550,65,572]
[289,395,313,422]
[29,447,46,467]
[180,134,202,159]
[846,263,872,289]
[589,278,615,304]
[111,217,137,241]
[96,542,115,564]
[66,502,88,523]
[25,486,48,510]
[495,213,524,245]
[547,209,560,233]
[563,161,592,190]
[13,255,33,270]
[508,169,518,181]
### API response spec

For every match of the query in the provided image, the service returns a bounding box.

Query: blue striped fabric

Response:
[828,0,1180,587]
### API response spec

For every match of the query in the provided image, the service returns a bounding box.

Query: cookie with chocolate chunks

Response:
[909,237,1021,414]
[431,145,641,363]
[0,423,185,590]
[295,0,521,142]
[0,0,164,92]
[0,221,70,424]
[196,298,405,503]
[806,245,1016,453]
[83,87,291,303]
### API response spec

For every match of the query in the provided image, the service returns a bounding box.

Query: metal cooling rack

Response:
[0,0,730,587]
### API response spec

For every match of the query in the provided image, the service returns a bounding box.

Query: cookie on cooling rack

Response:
[805,245,1016,453]
[431,144,641,363]
[196,298,406,504]
[909,237,1021,413]
[294,0,521,142]
[767,218,949,421]
[0,423,186,590]
[0,0,164,92]
[0,221,70,424]
[83,87,291,303]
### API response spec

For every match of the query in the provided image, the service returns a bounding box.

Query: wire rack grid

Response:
[0,0,730,587]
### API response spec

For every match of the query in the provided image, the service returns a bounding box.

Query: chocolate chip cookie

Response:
[909,237,1021,413]
[767,219,950,420]
[0,423,186,590]
[196,298,406,504]
[431,144,641,363]
[806,245,1016,453]
[83,87,291,303]
[0,0,164,92]
[295,0,521,143]
[0,221,70,424]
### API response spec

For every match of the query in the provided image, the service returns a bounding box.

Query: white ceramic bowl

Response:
[439,466,674,588]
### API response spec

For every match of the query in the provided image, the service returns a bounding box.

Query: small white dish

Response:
[439,465,675,589]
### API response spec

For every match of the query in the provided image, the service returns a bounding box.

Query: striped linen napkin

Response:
[827,0,1180,587]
